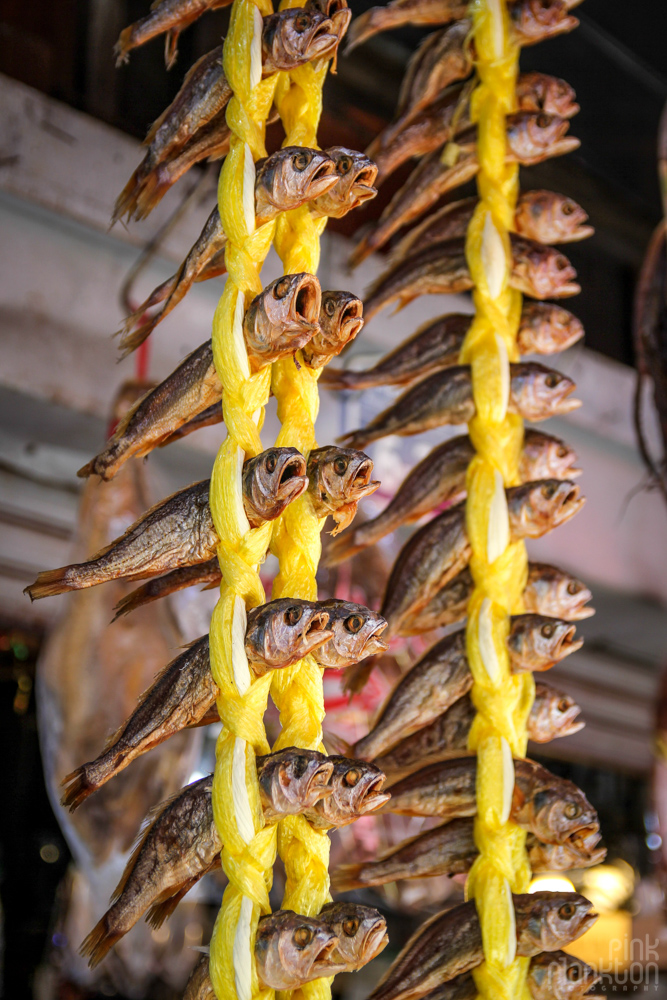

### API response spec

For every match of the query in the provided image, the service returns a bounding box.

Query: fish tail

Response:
[24,566,78,601]
[335,428,372,450]
[348,235,374,269]
[117,317,158,358]
[113,28,133,66]
[330,863,367,893]
[319,367,367,391]
[111,587,146,621]
[80,916,120,968]
[164,29,180,70]
[76,457,97,479]
[112,169,143,226]
[60,767,95,812]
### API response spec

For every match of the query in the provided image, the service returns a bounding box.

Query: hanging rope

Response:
[269,15,333,1000]
[461,3,533,1000]
[206,3,283,1000]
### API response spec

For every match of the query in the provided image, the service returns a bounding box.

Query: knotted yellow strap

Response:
[207,3,281,1000]
[462,3,533,999]
[269,14,334,1000]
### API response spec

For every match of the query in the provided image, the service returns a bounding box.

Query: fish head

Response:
[529,564,595,620]
[262,9,340,73]
[257,748,334,816]
[521,430,581,480]
[529,951,600,1000]
[318,902,388,970]
[512,238,580,299]
[517,72,579,118]
[312,148,378,218]
[303,290,364,368]
[518,303,585,355]
[314,600,388,668]
[521,892,597,951]
[508,614,582,672]
[528,834,607,873]
[314,756,390,827]
[306,445,380,531]
[304,0,351,67]
[255,147,338,219]
[516,190,593,244]
[243,447,309,523]
[256,910,339,991]
[507,112,572,160]
[244,273,322,370]
[512,0,579,43]
[508,479,585,539]
[511,362,581,420]
[245,598,335,672]
[530,681,585,741]
[527,767,599,848]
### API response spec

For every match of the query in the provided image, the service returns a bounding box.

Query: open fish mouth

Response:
[552,625,583,659]
[558,706,586,736]
[302,610,335,646]
[276,454,309,502]
[305,762,336,800]
[566,825,601,855]
[338,299,365,341]
[305,21,339,60]
[547,136,581,158]
[551,482,586,523]
[347,458,380,502]
[356,773,391,815]
[363,923,389,961]
[362,620,389,657]
[291,276,323,328]
[306,158,340,200]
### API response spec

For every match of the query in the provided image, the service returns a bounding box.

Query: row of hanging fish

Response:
[28,0,603,996]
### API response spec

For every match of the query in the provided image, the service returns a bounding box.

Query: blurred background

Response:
[2,0,667,997]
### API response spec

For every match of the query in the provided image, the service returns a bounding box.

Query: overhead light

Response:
[529,874,576,894]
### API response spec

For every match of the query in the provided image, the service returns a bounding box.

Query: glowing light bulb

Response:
[529,874,576,894]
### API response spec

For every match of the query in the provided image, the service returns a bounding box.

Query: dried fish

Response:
[325,429,579,565]
[321,304,583,391]
[306,446,380,533]
[311,148,378,218]
[27,453,307,599]
[312,599,388,668]
[379,480,584,636]
[339,364,580,451]
[303,290,365,369]
[256,910,339,990]
[115,0,231,69]
[245,598,335,673]
[350,114,579,265]
[303,756,390,829]
[117,146,337,355]
[315,903,389,973]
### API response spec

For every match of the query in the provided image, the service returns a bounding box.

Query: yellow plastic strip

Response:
[269,13,333,1000]
[206,3,282,1000]
[460,2,534,999]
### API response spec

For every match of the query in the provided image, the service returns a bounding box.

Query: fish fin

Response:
[60,767,94,812]
[348,235,373,269]
[146,884,192,929]
[164,29,180,70]
[111,587,145,621]
[76,458,97,479]
[117,316,159,358]
[335,428,370,450]
[322,730,352,756]
[24,567,75,601]
[322,528,365,567]
[330,863,365,893]
[342,655,378,697]
[318,367,360,390]
[80,916,120,968]
[113,28,132,67]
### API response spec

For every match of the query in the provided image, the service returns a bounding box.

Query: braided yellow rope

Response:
[268,19,333,1000]
[207,5,283,1000]
[461,3,533,1000]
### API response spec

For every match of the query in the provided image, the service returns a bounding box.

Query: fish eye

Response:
[567,581,582,595]
[294,13,310,30]
[564,802,580,819]
[558,698,571,713]
[345,614,364,634]
[344,768,361,786]
[542,483,557,499]
[557,446,569,458]
[324,297,336,317]
[536,113,551,128]
[566,965,581,982]
[294,925,314,948]
[541,623,555,638]
[342,918,359,936]
[334,456,348,475]
[544,373,560,388]
[555,256,569,271]
[266,452,277,473]
[337,156,353,174]
[274,277,293,299]
[558,902,576,920]
[285,605,303,626]
[294,151,312,171]
[562,202,575,216]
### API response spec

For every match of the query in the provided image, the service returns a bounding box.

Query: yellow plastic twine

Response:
[460,3,534,1000]
[268,12,333,1000]
[207,4,283,1000]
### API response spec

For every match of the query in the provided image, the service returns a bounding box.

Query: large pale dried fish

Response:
[350,113,579,265]
[325,429,579,565]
